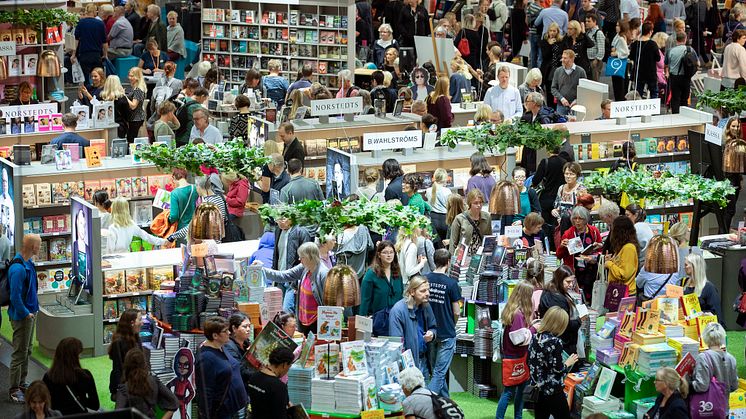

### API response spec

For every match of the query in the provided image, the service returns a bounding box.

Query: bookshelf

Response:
[201,0,357,92]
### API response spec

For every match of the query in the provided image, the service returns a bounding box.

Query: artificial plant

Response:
[584,169,736,208]
[696,86,746,117]
[0,9,79,28]
[439,121,568,155]
[136,139,270,181]
[258,198,431,237]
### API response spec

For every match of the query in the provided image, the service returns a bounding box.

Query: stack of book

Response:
[474,327,493,359]
[334,374,366,415]
[667,336,699,360]
[152,292,175,323]
[310,378,336,412]
[581,395,623,417]
[287,365,313,408]
[634,396,658,419]
[475,270,503,303]
[637,343,678,375]
[163,334,180,363]
[263,287,283,325]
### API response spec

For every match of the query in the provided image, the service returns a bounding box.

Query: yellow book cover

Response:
[632,331,666,345]
[681,293,702,320]
[696,314,718,347]
[618,343,640,368]
[591,143,600,160]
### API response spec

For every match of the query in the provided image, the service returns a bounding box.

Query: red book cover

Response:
[676,352,696,376]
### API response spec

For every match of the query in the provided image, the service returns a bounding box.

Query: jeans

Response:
[427,337,456,397]
[556,104,571,116]
[530,33,540,69]
[283,287,295,314]
[495,380,528,419]
[635,78,658,99]
[10,316,35,389]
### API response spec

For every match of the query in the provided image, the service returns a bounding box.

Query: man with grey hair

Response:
[107,6,134,59]
[189,108,224,145]
[260,153,290,204]
[336,69,359,98]
[134,4,167,56]
[519,91,555,172]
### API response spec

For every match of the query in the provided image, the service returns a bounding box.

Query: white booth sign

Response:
[310,97,363,116]
[0,42,16,57]
[704,123,723,146]
[610,98,661,118]
[363,130,422,151]
[0,103,58,118]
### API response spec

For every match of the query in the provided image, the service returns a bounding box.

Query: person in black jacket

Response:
[43,337,100,415]
[108,309,143,400]
[382,158,409,205]
[645,367,690,419]
[278,122,305,166]
[683,253,723,323]
[223,312,254,415]
[532,145,568,249]
[539,265,583,356]
[397,0,431,49]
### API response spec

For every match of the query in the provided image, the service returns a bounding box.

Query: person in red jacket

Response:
[555,205,602,302]
[221,172,250,221]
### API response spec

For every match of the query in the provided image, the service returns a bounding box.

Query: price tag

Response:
[504,225,522,238]
[355,315,372,333]
[361,410,385,419]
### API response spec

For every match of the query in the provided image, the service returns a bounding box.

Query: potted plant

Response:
[439,121,568,156]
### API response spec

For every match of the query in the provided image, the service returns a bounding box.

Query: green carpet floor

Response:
[2,306,744,417]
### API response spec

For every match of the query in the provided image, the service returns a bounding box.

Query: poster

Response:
[167,347,195,419]
[71,198,93,292]
[325,149,351,200]
[317,306,343,341]
[0,163,14,245]
[70,105,89,129]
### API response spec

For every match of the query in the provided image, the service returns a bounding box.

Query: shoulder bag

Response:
[604,56,628,77]
[457,30,471,57]
[689,351,727,419]
[66,385,98,414]
[591,254,607,313]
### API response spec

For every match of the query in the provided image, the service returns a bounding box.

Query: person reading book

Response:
[247,347,294,419]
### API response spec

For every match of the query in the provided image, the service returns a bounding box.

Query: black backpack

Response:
[173,100,203,145]
[412,389,465,419]
[682,46,699,78]
[0,258,27,306]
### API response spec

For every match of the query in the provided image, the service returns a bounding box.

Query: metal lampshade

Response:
[724,138,746,174]
[323,264,360,307]
[489,181,520,215]
[0,57,7,81]
[189,203,225,242]
[37,50,60,77]
[644,235,680,274]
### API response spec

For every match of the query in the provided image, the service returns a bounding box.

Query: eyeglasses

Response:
[414,75,424,79]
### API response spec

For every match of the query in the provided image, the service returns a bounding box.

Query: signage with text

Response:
[610,98,661,118]
[0,42,15,57]
[0,103,58,119]
[310,97,363,116]
[704,123,723,146]
[363,130,423,151]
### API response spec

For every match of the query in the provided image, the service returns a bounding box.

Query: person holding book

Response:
[539,266,583,356]
[555,206,602,301]
[682,253,723,322]
[50,114,91,150]
[105,198,166,254]
[389,276,437,370]
[246,347,294,419]
[689,322,738,413]
[527,306,579,419]
[604,215,639,296]
[645,367,689,419]
[195,316,248,419]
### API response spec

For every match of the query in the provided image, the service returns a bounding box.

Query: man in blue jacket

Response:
[8,233,40,404]
[389,275,437,372]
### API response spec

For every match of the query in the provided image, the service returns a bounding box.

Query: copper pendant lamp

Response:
[0,57,8,81]
[723,138,746,174]
[644,235,680,274]
[323,264,360,307]
[489,180,520,215]
[37,50,61,78]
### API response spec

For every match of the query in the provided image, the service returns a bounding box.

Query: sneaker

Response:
[9,388,24,404]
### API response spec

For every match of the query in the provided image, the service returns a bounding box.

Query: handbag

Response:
[636,273,672,308]
[66,385,97,413]
[591,254,607,312]
[689,352,728,419]
[604,283,629,312]
[502,354,530,386]
[457,30,471,57]
[604,57,628,77]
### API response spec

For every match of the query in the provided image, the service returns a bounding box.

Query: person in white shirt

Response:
[621,0,640,20]
[189,108,224,145]
[483,66,523,120]
[105,198,166,254]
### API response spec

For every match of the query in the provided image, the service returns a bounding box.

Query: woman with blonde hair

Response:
[473,104,493,124]
[610,20,631,102]
[78,67,106,107]
[396,227,427,286]
[126,67,147,143]
[426,76,453,130]
[449,189,492,254]
[374,25,399,69]
[358,168,382,202]
[528,306,578,419]
[425,168,451,241]
[683,253,723,321]
[389,275,437,367]
[539,22,564,107]
[645,367,689,418]
[101,75,130,139]
[449,58,471,103]
[105,198,166,254]
[287,89,309,119]
[561,20,594,77]
[496,281,537,419]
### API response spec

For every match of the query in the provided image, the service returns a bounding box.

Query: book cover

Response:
[103,300,119,320]
[617,343,639,369]
[117,298,132,313]
[131,295,148,311]
[696,314,718,347]
[48,238,69,261]
[54,149,71,170]
[35,183,51,205]
[340,340,368,376]
[37,115,50,132]
[634,307,661,334]
[658,297,679,323]
[0,30,10,42]
[618,310,636,337]
[298,331,316,368]
[681,293,702,320]
[675,352,696,376]
[103,324,116,344]
[115,177,132,198]
[317,306,343,341]
[246,321,298,369]
[104,270,126,295]
[23,116,35,133]
[401,349,416,369]
[12,29,24,45]
[313,343,340,378]
[616,296,637,322]
[131,177,148,197]
[89,138,106,157]
[362,375,378,410]
[131,200,152,225]
[37,240,48,262]
[37,270,51,292]
[147,266,174,290]
[247,264,264,287]
[125,268,147,292]
[21,184,35,207]
[23,53,38,77]
[83,181,100,202]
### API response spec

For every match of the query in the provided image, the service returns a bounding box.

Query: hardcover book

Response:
[246,321,298,369]
[36,183,51,205]
[125,268,148,292]
[340,340,368,376]
[104,270,126,295]
[313,343,340,379]
[22,184,35,207]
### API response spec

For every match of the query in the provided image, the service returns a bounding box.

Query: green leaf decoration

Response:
[584,169,736,208]
[135,139,270,181]
[0,9,79,28]
[258,198,432,237]
[439,121,568,155]
[696,86,746,117]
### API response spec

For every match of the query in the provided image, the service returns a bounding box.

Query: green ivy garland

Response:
[259,198,432,237]
[135,139,270,181]
[0,9,79,29]
[439,122,568,155]
[584,170,736,208]
[696,86,746,117]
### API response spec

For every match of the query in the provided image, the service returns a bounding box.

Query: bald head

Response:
[22,234,41,259]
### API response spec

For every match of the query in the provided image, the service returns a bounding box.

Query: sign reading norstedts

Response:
[363,130,423,151]
[610,98,661,118]
[310,97,363,116]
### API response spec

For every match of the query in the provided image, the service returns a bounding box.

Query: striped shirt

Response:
[298,271,318,326]
[527,1,543,36]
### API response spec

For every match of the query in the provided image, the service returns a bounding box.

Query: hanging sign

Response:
[704,123,723,146]
[310,97,363,116]
[610,98,661,118]
[363,130,423,151]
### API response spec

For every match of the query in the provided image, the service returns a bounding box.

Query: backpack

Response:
[682,46,699,78]
[372,307,390,336]
[173,100,203,145]
[0,258,28,306]
[428,391,465,419]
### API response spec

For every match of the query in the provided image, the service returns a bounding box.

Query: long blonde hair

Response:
[128,67,147,92]
[288,89,304,119]
[395,227,419,253]
[445,193,465,225]
[545,22,564,42]
[430,168,448,205]
[501,281,534,326]
[428,76,450,103]
[656,367,689,398]
[685,253,707,296]
[538,306,569,335]
[101,75,125,101]
[111,197,135,227]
